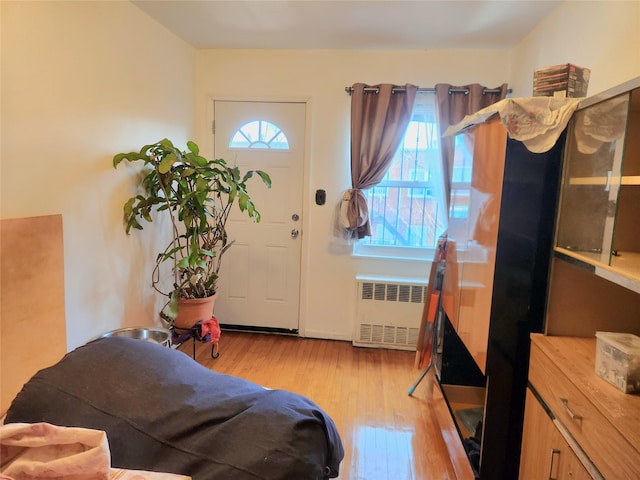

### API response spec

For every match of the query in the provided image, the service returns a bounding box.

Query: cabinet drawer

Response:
[529,343,640,479]
[520,389,592,480]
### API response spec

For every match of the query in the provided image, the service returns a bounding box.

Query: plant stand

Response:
[171,325,220,360]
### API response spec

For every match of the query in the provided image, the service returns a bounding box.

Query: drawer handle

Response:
[560,398,583,421]
[548,448,560,480]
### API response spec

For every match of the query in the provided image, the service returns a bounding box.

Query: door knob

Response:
[291,229,299,239]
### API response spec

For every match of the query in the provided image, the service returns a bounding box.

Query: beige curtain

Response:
[435,83,508,212]
[347,83,418,239]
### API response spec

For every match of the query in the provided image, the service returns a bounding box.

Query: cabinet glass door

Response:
[555,91,632,266]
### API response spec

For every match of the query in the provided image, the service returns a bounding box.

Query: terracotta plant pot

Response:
[174,293,217,329]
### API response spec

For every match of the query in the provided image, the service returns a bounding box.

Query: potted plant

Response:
[113,138,271,329]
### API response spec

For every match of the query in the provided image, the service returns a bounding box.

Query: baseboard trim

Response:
[220,324,298,336]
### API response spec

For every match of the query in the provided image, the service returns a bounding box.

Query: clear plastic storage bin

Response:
[595,331,640,393]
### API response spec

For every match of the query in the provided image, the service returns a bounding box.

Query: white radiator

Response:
[353,276,427,351]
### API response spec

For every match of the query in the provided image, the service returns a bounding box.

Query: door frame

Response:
[204,94,312,336]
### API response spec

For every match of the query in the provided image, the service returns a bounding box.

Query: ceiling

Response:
[131,0,564,50]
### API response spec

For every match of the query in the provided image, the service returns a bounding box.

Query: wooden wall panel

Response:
[1,215,67,414]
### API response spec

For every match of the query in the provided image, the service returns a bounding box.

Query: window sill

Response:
[351,247,434,263]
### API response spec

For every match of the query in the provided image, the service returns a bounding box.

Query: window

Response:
[229,120,289,149]
[354,93,447,259]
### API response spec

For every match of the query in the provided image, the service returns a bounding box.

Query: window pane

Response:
[366,186,444,247]
[229,120,290,149]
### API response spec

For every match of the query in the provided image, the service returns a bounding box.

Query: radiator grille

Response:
[362,282,425,303]
[354,279,426,351]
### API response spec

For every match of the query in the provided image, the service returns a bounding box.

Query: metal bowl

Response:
[98,327,171,347]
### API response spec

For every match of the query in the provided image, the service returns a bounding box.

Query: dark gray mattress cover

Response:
[5,336,344,480]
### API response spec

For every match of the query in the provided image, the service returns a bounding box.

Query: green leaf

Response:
[204,274,217,290]
[182,210,192,227]
[165,292,179,320]
[183,152,198,167]
[177,257,189,269]
[158,138,174,149]
[191,234,200,253]
[158,152,177,174]
[196,176,208,192]
[123,197,136,216]
[188,248,200,266]
[187,141,199,155]
[184,151,207,168]
[238,192,248,211]
[198,211,208,231]
[257,170,272,188]
[228,183,237,203]
[113,153,127,168]
[113,151,148,168]
[162,246,183,261]
[140,142,160,155]
[125,216,143,234]
[142,207,152,223]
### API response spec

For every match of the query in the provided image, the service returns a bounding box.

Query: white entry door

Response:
[213,100,305,332]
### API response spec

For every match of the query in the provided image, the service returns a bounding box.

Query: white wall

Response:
[195,49,510,340]
[195,2,640,341]
[1,1,196,349]
[4,1,638,349]
[509,1,640,97]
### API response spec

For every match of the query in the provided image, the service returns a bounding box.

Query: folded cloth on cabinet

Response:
[444,97,581,153]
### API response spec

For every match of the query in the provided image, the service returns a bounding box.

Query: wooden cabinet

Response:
[437,78,640,479]
[522,78,640,480]
[520,389,591,480]
[545,78,640,338]
[438,115,566,479]
[523,336,640,479]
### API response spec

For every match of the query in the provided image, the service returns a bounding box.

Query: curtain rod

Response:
[344,86,511,95]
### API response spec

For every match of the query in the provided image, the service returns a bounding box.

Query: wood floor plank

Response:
[181,331,475,480]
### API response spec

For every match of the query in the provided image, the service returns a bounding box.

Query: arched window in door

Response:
[229,120,290,149]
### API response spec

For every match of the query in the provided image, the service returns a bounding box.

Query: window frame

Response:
[353,93,446,261]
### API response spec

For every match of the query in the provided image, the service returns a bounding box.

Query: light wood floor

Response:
[178,331,475,480]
